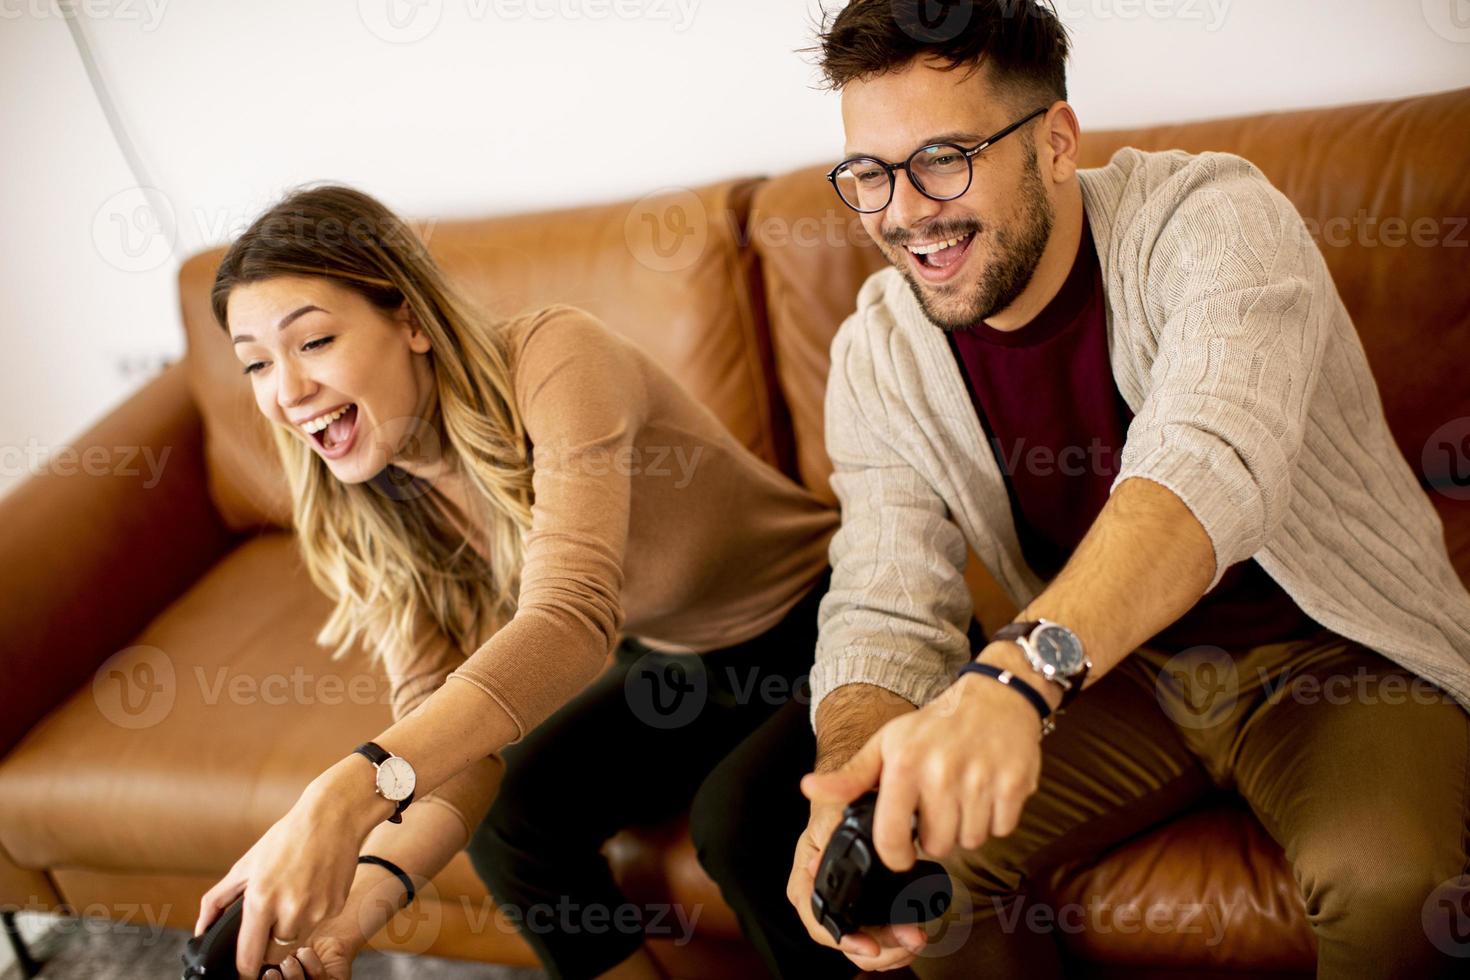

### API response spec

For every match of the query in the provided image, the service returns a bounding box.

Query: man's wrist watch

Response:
[353,741,416,824]
[990,619,1091,710]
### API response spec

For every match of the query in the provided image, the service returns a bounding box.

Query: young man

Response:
[760,2,1470,977]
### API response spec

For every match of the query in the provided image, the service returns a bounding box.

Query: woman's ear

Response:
[399,301,432,354]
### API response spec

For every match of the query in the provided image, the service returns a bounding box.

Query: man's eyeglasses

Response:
[826,107,1049,214]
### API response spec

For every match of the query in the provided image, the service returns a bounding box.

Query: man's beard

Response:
[884,147,1055,332]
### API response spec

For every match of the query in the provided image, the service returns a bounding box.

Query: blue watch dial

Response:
[1033,625,1085,673]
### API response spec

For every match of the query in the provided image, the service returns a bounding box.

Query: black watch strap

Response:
[991,620,1041,644]
[957,662,1056,737]
[1059,661,1090,709]
[354,740,390,766]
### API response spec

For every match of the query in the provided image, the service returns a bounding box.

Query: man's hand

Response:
[802,644,1053,874]
[786,799,928,972]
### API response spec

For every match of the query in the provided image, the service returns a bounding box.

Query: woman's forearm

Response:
[314,676,519,840]
[313,762,503,956]
[378,675,519,803]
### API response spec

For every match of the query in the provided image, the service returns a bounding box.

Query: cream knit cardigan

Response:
[811,146,1470,723]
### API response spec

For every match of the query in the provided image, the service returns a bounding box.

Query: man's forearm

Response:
[995,475,1216,690]
[813,682,917,773]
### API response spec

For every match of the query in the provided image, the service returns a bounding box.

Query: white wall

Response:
[4,0,1468,500]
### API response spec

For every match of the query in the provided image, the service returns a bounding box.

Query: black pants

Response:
[465,570,857,979]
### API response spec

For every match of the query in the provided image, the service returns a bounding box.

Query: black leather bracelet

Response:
[957,662,1056,736]
[358,855,415,906]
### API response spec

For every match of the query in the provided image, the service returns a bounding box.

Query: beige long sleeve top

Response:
[813,146,1470,723]
[386,304,836,836]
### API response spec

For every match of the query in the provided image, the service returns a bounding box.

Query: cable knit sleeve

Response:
[1114,153,1329,591]
[445,306,642,741]
[808,309,975,728]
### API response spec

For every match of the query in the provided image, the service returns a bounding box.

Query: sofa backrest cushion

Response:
[176,179,785,532]
[754,87,1470,506]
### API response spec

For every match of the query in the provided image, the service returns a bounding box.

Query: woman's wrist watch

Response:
[353,741,416,824]
[990,619,1092,710]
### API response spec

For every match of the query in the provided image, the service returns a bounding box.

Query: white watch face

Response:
[1032,625,1086,674]
[375,756,416,801]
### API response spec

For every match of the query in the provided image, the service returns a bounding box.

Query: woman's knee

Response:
[482,760,599,850]
[688,774,746,880]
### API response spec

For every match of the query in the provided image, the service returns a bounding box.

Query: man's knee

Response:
[1297,834,1465,940]
[942,834,1033,903]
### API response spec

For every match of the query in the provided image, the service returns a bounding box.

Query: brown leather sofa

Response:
[2,87,1467,980]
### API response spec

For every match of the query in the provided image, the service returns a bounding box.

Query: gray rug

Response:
[1,912,546,980]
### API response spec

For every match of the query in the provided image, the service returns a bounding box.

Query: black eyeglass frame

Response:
[825,106,1050,214]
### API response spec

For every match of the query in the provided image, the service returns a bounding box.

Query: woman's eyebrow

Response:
[231,304,328,345]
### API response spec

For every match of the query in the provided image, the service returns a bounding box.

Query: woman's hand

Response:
[261,934,356,980]
[195,768,383,980]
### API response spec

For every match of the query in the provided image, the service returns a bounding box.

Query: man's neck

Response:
[983,182,1085,333]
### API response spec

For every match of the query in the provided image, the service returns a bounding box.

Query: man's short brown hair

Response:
[813,0,1071,112]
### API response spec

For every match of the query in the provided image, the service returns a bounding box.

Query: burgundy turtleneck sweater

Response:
[946,211,1320,652]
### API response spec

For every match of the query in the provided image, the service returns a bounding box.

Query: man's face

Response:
[840,58,1057,331]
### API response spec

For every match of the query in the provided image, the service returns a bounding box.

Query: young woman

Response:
[192,185,855,980]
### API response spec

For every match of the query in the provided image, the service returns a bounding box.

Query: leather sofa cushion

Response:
[754,88,1470,510]
[176,178,788,532]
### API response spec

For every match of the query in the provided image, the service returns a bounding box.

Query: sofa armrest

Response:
[0,361,238,757]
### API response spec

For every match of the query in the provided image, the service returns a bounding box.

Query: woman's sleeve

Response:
[444,307,647,742]
[381,616,505,842]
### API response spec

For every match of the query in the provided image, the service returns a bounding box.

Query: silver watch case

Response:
[1014,618,1090,691]
[371,754,416,803]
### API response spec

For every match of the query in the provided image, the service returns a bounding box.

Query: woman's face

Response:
[227,275,441,485]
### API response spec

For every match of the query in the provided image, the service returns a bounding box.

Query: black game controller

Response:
[181,894,277,979]
[811,791,954,944]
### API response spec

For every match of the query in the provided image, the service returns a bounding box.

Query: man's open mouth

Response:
[908,231,975,269]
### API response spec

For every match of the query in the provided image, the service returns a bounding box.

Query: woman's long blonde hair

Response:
[210,184,533,670]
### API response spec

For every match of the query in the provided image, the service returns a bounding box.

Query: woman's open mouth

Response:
[906,230,977,284]
[309,403,360,459]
